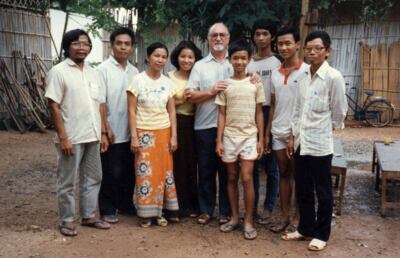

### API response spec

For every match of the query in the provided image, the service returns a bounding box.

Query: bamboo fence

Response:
[0,4,52,131]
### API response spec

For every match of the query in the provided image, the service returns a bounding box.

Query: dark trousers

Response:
[173,114,199,215]
[253,105,279,213]
[195,128,230,217]
[99,142,135,216]
[295,148,333,241]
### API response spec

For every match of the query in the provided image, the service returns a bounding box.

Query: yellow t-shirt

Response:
[127,71,175,130]
[215,77,265,137]
[168,71,194,116]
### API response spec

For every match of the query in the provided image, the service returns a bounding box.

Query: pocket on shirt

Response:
[311,95,329,113]
[88,81,100,101]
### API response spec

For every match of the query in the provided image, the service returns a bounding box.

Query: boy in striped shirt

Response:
[215,39,265,240]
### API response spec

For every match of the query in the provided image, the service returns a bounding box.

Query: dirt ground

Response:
[1,122,400,258]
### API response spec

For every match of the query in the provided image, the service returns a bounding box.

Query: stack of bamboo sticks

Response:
[0,51,50,133]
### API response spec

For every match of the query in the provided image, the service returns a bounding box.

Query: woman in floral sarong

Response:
[127,42,179,227]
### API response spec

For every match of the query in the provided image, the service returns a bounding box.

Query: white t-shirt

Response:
[126,72,174,130]
[97,56,139,143]
[271,61,309,138]
[45,58,104,144]
[247,56,281,106]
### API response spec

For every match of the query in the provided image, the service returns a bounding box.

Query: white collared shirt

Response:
[291,61,348,156]
[187,52,233,130]
[45,58,105,144]
[97,56,139,143]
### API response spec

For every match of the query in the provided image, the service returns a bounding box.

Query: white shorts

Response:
[222,136,258,162]
[272,135,289,151]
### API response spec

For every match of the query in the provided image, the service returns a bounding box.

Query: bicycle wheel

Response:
[364,100,394,127]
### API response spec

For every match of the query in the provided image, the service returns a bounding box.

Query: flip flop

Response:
[257,216,274,225]
[270,221,289,233]
[197,213,211,225]
[281,230,306,241]
[58,223,78,237]
[243,227,257,240]
[81,220,110,230]
[308,238,327,251]
[140,219,151,228]
[219,222,240,232]
[157,216,168,227]
[284,224,297,233]
[219,215,230,225]
[102,215,119,224]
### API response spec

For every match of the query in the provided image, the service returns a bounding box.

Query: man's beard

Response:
[212,44,225,52]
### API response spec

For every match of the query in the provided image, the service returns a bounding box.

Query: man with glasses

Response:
[186,22,232,225]
[46,29,110,237]
[282,31,347,251]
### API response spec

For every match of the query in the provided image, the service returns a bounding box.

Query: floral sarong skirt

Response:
[135,127,179,218]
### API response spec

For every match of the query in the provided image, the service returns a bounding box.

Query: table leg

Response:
[372,145,376,174]
[337,168,346,215]
[380,172,387,217]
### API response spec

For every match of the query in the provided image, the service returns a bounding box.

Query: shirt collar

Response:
[109,55,132,71]
[314,61,330,80]
[66,57,86,68]
[205,52,229,63]
[278,59,303,74]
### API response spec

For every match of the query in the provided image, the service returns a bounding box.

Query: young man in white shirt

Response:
[266,27,309,233]
[283,31,347,251]
[247,19,281,225]
[46,29,110,237]
[97,27,139,223]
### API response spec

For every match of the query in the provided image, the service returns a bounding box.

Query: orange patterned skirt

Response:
[135,127,179,218]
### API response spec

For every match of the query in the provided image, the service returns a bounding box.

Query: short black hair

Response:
[305,30,331,48]
[275,27,300,43]
[61,29,92,58]
[110,27,135,45]
[228,39,252,58]
[170,40,202,70]
[251,19,278,42]
[146,42,169,57]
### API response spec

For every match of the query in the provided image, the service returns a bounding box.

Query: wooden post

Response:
[299,0,309,59]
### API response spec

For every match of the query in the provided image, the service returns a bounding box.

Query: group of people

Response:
[45,18,347,251]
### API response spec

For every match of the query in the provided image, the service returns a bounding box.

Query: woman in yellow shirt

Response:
[127,42,178,227]
[168,41,202,218]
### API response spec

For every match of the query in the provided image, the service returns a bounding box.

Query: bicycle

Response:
[345,83,394,127]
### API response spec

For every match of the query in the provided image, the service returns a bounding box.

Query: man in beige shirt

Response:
[46,29,110,237]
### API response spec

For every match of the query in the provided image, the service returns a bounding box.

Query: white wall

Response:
[49,9,103,63]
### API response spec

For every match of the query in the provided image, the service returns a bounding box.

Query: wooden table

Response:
[331,137,347,215]
[372,140,400,216]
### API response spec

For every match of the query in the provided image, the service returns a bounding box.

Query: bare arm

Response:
[99,104,109,153]
[100,103,115,143]
[216,105,226,158]
[167,97,177,152]
[48,99,73,156]
[186,80,228,104]
[255,103,264,159]
[127,92,140,153]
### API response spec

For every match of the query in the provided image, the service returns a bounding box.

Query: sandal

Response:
[157,216,168,227]
[218,215,230,225]
[270,220,289,233]
[197,213,211,225]
[58,222,78,237]
[284,224,297,233]
[257,216,273,225]
[81,219,110,230]
[140,219,152,228]
[308,238,327,251]
[219,222,240,233]
[243,227,257,240]
[168,216,180,223]
[281,230,305,241]
[102,215,119,224]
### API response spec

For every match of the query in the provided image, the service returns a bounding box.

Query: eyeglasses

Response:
[209,32,228,39]
[303,46,325,53]
[71,41,92,48]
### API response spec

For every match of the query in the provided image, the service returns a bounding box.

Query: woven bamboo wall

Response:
[0,7,52,82]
